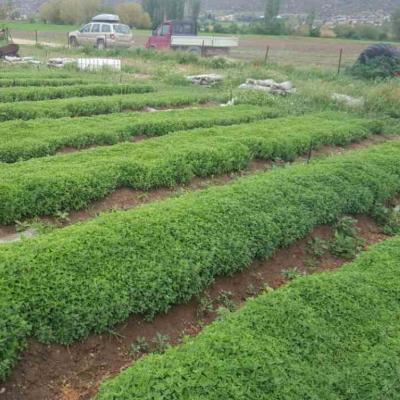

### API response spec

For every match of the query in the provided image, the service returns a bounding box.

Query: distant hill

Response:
[203,0,400,16]
[6,0,400,17]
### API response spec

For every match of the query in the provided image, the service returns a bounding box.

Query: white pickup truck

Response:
[145,20,239,55]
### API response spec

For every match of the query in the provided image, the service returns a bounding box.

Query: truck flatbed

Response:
[171,36,239,49]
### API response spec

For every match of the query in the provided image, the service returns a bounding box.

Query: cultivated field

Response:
[0,38,399,400]
[4,21,398,68]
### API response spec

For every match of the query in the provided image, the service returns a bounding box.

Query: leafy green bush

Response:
[0,88,229,122]
[349,56,400,80]
[96,235,400,400]
[0,105,276,163]
[330,233,365,259]
[1,140,400,381]
[334,24,389,41]
[330,217,365,259]
[130,337,150,357]
[307,237,329,258]
[0,84,155,103]
[0,112,387,223]
[0,297,30,382]
[372,204,400,235]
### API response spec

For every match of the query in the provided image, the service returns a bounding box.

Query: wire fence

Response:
[5,28,370,70]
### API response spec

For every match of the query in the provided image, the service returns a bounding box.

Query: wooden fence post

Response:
[264,45,270,65]
[337,48,343,74]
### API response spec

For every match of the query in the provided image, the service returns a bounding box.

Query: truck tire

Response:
[69,36,78,48]
[97,39,105,50]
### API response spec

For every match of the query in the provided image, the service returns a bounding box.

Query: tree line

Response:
[9,0,400,41]
[38,0,201,29]
[211,0,400,40]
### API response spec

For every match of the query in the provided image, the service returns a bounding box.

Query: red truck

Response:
[145,20,238,55]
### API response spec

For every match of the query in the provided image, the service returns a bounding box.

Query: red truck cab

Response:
[145,20,197,50]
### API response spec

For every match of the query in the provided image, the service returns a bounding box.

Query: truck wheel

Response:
[97,39,105,50]
[188,46,201,55]
[69,37,78,48]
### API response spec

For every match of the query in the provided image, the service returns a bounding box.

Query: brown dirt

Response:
[0,134,396,241]
[230,35,376,68]
[0,226,15,238]
[0,215,389,400]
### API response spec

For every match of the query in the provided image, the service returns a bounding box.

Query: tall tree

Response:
[184,0,201,20]
[39,0,102,24]
[115,3,151,28]
[166,0,185,20]
[264,0,282,34]
[39,0,62,23]
[265,0,280,23]
[80,0,102,23]
[392,7,400,40]
[143,0,185,27]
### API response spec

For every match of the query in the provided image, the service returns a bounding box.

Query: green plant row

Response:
[1,140,400,382]
[0,88,229,122]
[0,112,389,224]
[0,71,78,79]
[0,78,91,87]
[0,69,116,81]
[0,84,155,103]
[96,235,400,400]
[0,105,279,163]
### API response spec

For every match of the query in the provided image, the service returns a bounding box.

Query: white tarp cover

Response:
[78,58,121,71]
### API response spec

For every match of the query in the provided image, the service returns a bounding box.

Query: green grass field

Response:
[1,20,77,32]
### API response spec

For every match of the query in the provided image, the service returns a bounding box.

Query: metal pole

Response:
[337,48,343,74]
[264,45,270,65]
[35,30,38,45]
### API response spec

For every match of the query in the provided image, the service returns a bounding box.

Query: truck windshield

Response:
[160,24,170,36]
[113,24,130,34]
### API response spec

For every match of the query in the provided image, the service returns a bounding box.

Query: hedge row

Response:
[97,235,400,400]
[0,84,154,103]
[0,105,278,163]
[1,140,400,381]
[0,88,229,122]
[0,112,388,223]
[0,78,90,87]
